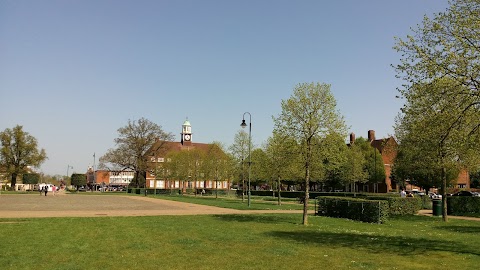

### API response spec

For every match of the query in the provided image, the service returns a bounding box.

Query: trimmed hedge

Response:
[128,188,232,196]
[447,197,480,215]
[368,196,423,215]
[246,190,397,199]
[317,197,389,223]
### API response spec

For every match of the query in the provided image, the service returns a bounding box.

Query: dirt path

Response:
[417,209,480,221]
[0,194,306,218]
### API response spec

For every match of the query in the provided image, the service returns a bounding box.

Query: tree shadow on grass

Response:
[389,215,437,222]
[435,225,480,234]
[266,230,480,256]
[214,214,300,224]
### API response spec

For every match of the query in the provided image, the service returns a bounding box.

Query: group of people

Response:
[400,189,415,198]
[39,185,57,196]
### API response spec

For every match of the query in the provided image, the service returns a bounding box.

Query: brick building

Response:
[350,130,470,193]
[349,130,398,193]
[145,120,230,191]
[86,167,134,188]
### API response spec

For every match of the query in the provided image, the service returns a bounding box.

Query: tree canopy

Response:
[71,173,87,187]
[99,118,173,188]
[22,173,40,185]
[273,82,347,225]
[394,0,480,220]
[394,0,480,135]
[0,125,47,188]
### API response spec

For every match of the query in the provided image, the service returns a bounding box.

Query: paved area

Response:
[0,194,305,218]
[417,209,480,221]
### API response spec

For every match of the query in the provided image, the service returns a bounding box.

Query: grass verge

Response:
[149,194,308,210]
[1,214,479,269]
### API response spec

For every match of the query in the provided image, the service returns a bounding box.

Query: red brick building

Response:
[145,120,230,191]
[349,130,398,193]
[350,130,470,193]
[86,167,134,188]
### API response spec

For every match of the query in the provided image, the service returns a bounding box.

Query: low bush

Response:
[248,191,380,199]
[447,197,480,215]
[317,197,389,223]
[368,196,422,215]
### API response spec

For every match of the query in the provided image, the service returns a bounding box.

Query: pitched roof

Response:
[148,140,219,157]
[370,137,397,154]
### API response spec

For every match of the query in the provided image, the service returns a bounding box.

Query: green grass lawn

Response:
[149,194,309,210]
[1,214,479,270]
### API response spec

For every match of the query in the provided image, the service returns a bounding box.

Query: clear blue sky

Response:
[0,0,449,176]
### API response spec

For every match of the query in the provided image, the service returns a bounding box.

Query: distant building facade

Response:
[86,167,134,187]
[145,119,230,191]
[348,130,397,193]
[350,130,470,193]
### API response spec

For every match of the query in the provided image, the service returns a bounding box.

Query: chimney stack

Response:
[349,133,356,145]
[368,130,376,142]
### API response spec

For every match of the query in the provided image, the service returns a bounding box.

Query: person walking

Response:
[44,186,48,196]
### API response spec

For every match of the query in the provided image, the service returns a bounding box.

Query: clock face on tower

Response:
[184,134,191,141]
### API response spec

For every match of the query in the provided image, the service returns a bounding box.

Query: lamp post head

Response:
[240,119,247,128]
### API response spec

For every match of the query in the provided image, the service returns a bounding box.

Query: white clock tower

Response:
[181,119,192,145]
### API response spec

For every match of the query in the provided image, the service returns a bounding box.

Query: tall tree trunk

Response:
[441,164,448,222]
[303,142,311,225]
[439,144,448,222]
[277,175,282,206]
[11,173,18,190]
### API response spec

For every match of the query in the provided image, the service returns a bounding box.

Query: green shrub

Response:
[317,197,389,223]
[447,197,480,215]
[368,196,422,215]
[420,195,431,209]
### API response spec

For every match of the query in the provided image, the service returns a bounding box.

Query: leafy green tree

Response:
[273,82,347,225]
[470,171,480,188]
[0,125,47,189]
[99,118,173,188]
[164,148,205,193]
[188,148,205,194]
[250,148,269,189]
[393,142,460,192]
[202,142,232,198]
[394,0,480,134]
[355,137,385,192]
[22,173,40,185]
[342,141,369,192]
[71,174,87,188]
[264,132,299,205]
[163,151,179,190]
[228,130,253,201]
[320,133,349,191]
[394,78,480,221]
[394,0,480,221]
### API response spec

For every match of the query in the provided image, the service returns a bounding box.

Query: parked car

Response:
[452,191,480,197]
[411,190,426,196]
[428,192,442,199]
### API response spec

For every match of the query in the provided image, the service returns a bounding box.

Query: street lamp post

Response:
[66,165,73,184]
[240,112,252,207]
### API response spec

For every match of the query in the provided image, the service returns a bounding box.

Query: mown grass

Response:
[150,194,309,210]
[74,191,311,210]
[1,214,479,270]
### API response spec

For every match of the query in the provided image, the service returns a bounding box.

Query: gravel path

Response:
[417,209,480,221]
[0,194,305,218]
